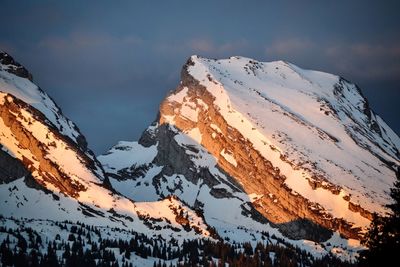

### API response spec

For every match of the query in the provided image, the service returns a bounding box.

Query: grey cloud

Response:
[265,39,400,83]
[325,43,400,81]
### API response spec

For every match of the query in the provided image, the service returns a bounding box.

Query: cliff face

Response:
[0,52,104,197]
[159,67,358,240]
[0,94,94,196]
[100,56,399,252]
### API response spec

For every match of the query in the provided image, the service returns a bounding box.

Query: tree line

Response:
[0,223,355,267]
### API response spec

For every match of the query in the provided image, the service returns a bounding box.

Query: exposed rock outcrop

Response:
[0,149,29,183]
[0,95,92,197]
[0,52,33,81]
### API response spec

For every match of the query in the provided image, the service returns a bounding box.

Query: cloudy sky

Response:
[1,1,399,154]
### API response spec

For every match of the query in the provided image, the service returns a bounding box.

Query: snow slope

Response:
[183,55,399,216]
[0,177,212,242]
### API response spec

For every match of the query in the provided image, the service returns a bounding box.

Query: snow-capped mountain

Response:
[100,55,399,259]
[2,52,399,265]
[0,52,214,256]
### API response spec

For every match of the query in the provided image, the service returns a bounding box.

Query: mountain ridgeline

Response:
[1,52,399,266]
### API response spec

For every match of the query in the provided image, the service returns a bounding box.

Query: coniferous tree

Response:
[125,249,131,260]
[30,249,40,267]
[14,249,28,267]
[0,241,13,267]
[359,167,400,266]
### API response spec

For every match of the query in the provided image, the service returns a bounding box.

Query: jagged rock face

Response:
[0,149,29,183]
[101,56,399,245]
[0,52,32,81]
[0,52,89,151]
[0,53,105,196]
[0,94,97,196]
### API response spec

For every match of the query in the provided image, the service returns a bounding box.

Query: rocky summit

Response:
[1,52,399,266]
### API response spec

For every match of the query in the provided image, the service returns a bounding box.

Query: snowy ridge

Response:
[100,141,158,177]
[0,90,105,188]
[0,52,104,192]
[185,55,399,217]
[0,52,87,150]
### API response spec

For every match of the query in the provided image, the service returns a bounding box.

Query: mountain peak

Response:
[195,56,398,169]
[0,52,105,197]
[0,52,91,150]
[184,55,399,159]
[0,51,33,81]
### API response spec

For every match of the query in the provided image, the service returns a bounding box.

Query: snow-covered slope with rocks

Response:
[177,56,400,219]
[0,52,214,253]
[100,55,399,259]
